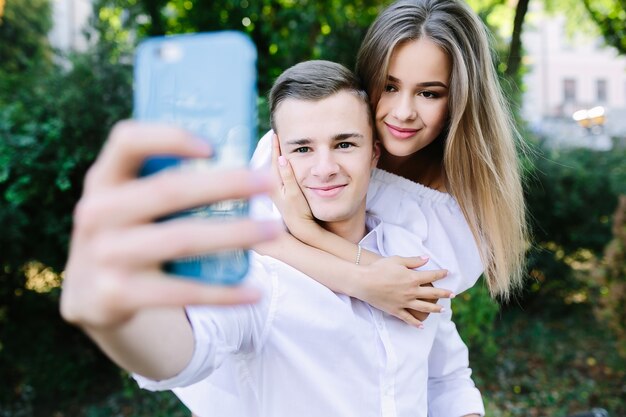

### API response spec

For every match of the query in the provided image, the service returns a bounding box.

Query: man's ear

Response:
[371,140,381,167]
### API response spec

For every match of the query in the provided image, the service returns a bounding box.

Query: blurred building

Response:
[49,0,93,52]
[522,5,626,149]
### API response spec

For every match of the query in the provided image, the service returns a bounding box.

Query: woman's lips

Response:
[384,122,419,139]
[308,184,346,198]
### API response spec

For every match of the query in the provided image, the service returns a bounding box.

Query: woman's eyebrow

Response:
[387,75,448,89]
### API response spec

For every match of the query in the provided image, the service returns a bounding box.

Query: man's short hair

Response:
[269,60,372,132]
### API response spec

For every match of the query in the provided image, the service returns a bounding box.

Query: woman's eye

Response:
[384,84,397,93]
[420,90,439,99]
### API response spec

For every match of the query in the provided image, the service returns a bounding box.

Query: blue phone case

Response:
[134,32,257,285]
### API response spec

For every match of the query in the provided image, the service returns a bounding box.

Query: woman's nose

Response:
[392,94,417,121]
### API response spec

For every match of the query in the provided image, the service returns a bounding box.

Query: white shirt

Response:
[249,130,483,295]
[135,216,485,417]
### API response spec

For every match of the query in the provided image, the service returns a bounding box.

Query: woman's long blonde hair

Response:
[357,0,528,299]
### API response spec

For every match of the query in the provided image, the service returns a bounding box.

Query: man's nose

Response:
[310,151,339,179]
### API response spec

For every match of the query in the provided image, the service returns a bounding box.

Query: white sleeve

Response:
[249,130,282,221]
[133,257,276,391]
[427,299,485,417]
[366,169,483,295]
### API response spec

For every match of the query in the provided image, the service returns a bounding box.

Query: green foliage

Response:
[83,377,189,417]
[588,195,626,357]
[0,5,133,412]
[94,0,388,93]
[0,287,122,415]
[529,147,624,251]
[454,280,500,360]
[0,41,132,273]
[520,145,626,310]
[0,0,52,75]
[583,0,626,55]
[476,309,626,416]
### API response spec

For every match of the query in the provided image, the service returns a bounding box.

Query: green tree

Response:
[0,0,135,410]
[0,0,53,97]
[0,0,51,72]
[520,146,626,310]
[95,0,386,93]
[583,0,626,54]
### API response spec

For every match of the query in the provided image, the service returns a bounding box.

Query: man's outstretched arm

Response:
[60,121,280,380]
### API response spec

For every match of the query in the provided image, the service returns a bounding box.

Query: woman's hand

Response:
[270,133,323,242]
[350,256,454,328]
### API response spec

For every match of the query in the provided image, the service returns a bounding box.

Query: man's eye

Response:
[294,147,310,153]
[337,142,354,149]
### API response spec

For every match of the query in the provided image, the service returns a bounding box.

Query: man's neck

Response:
[320,210,368,244]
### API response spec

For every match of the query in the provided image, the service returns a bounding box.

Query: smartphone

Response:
[134,31,257,285]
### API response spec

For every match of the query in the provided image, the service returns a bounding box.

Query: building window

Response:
[563,78,577,103]
[596,79,607,103]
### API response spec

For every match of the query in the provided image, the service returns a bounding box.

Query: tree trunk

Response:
[144,0,167,36]
[505,0,530,79]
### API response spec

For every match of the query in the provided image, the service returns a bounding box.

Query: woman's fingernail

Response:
[420,255,429,261]
[449,293,456,299]
[278,155,287,167]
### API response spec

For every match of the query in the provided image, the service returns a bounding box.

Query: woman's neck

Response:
[378,143,446,191]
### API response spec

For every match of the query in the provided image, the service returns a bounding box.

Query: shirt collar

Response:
[359,213,385,256]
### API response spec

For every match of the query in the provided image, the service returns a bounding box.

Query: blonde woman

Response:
[253,0,528,327]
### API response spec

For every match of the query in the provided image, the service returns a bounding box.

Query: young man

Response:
[61,61,483,417]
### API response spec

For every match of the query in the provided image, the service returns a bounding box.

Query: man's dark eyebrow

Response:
[387,75,448,89]
[332,132,365,141]
[285,138,312,147]
[285,134,364,146]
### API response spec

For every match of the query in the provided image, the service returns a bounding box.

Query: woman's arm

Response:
[254,135,453,327]
[255,233,450,328]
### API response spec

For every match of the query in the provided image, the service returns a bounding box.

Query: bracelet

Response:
[355,244,362,265]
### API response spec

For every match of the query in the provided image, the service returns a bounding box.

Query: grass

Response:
[2,292,623,416]
[74,305,625,417]
[473,307,626,417]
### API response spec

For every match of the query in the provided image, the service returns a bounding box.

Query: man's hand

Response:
[60,121,281,330]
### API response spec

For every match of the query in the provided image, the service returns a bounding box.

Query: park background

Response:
[0,0,625,415]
